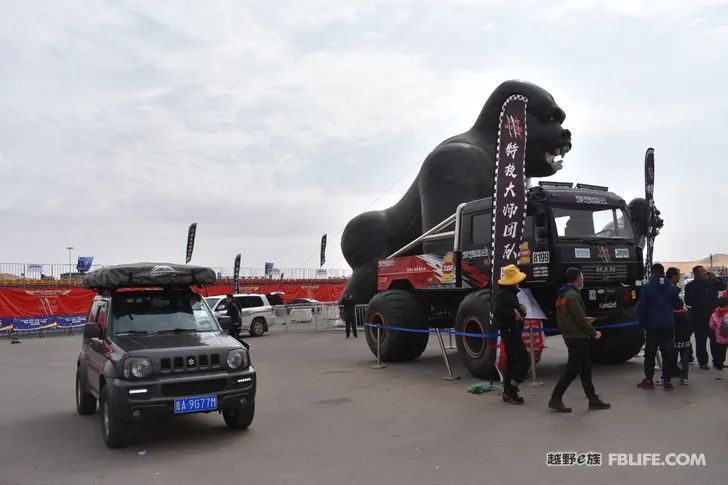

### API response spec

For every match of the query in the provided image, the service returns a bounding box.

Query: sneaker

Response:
[588,398,611,410]
[502,387,524,405]
[700,364,710,370]
[637,379,655,390]
[663,381,674,391]
[655,378,663,386]
[679,378,689,385]
[548,400,572,413]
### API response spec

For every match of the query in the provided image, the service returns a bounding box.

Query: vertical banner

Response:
[490,95,528,287]
[233,254,241,294]
[644,148,655,278]
[185,223,197,264]
[320,234,327,267]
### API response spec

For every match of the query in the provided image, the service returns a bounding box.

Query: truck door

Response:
[521,205,552,283]
[459,210,492,288]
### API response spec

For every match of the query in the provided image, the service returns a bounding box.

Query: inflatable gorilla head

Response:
[474,80,572,177]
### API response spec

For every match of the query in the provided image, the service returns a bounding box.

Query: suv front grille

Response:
[158,353,222,374]
[581,264,629,282]
[161,379,226,397]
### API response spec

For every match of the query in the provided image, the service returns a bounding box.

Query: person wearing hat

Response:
[549,268,610,412]
[493,264,530,404]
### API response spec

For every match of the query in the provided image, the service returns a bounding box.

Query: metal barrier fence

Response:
[0,262,352,281]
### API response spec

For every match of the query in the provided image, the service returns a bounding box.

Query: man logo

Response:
[187,358,196,367]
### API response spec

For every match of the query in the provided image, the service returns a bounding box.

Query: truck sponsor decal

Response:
[462,248,490,260]
[575,248,591,258]
[574,195,608,205]
[614,248,629,259]
[588,290,597,300]
[440,252,456,283]
[599,302,617,309]
[533,266,549,279]
[518,242,531,264]
[532,251,550,264]
[598,246,612,263]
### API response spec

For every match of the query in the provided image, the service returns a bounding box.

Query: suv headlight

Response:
[123,357,153,379]
[227,349,250,369]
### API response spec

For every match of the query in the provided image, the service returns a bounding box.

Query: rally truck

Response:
[75,263,256,448]
[365,182,646,378]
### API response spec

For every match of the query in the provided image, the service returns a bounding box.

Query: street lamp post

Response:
[66,247,74,276]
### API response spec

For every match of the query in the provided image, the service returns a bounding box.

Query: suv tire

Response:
[76,368,97,415]
[223,403,255,429]
[249,318,266,337]
[365,289,428,362]
[454,290,498,379]
[100,385,130,448]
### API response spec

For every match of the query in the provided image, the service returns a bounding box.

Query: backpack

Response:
[721,314,728,338]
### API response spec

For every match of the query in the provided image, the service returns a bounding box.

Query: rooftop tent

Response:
[82,263,217,290]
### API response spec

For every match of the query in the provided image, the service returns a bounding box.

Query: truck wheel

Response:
[223,403,255,430]
[249,318,266,337]
[76,368,97,415]
[454,290,498,379]
[590,323,645,364]
[99,385,130,448]
[365,290,428,362]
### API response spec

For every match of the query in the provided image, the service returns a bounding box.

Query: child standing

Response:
[674,307,693,385]
[708,296,728,379]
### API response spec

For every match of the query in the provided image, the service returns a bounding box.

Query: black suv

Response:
[75,263,256,448]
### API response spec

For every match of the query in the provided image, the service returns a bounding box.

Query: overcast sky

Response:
[2,0,727,272]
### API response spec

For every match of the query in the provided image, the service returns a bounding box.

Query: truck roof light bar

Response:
[538,181,573,188]
[575,183,609,191]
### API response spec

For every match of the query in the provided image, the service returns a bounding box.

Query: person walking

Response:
[708,296,728,379]
[549,268,610,413]
[685,266,726,370]
[637,264,683,390]
[225,294,243,341]
[341,292,357,338]
[667,267,692,385]
[493,265,530,405]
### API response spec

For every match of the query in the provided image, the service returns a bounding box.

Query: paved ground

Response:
[1,327,726,485]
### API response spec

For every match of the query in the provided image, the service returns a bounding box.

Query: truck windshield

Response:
[111,291,220,335]
[552,206,636,241]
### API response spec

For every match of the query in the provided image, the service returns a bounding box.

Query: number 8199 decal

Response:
[532,251,550,264]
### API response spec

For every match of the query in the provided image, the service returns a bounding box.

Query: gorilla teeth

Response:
[554,148,561,155]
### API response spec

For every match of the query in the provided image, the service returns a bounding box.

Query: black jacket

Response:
[226,300,242,326]
[685,276,726,317]
[492,286,521,330]
[674,310,693,347]
[342,298,356,317]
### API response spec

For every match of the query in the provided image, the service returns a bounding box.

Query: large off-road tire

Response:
[76,367,97,415]
[99,385,131,448]
[223,403,255,430]
[249,318,266,337]
[365,290,429,362]
[590,309,644,364]
[454,290,499,379]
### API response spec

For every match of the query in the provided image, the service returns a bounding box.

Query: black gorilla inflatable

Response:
[341,80,573,303]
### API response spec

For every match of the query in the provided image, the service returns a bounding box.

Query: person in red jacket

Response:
[708,296,728,377]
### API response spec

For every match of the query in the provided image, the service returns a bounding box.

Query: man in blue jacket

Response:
[636,263,684,390]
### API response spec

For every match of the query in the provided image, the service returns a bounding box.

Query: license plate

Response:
[173,395,217,414]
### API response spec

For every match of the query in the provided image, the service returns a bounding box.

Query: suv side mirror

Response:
[83,323,102,339]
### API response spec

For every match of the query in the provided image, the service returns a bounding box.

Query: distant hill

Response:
[660,254,728,277]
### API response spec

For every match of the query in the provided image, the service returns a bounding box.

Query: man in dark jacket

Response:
[549,268,610,412]
[637,264,683,390]
[685,265,727,370]
[667,267,692,384]
[492,265,530,405]
[225,294,242,341]
[341,292,357,338]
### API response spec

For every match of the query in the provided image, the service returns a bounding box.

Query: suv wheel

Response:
[223,402,255,430]
[76,368,97,415]
[249,318,266,337]
[99,386,130,448]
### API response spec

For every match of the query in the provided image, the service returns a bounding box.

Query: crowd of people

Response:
[492,263,728,413]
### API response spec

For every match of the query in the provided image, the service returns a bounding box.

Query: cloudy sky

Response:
[2,0,727,273]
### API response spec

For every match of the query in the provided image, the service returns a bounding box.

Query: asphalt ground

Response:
[0,326,726,485]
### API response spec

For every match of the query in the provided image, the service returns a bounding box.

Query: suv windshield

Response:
[552,206,636,241]
[111,291,219,335]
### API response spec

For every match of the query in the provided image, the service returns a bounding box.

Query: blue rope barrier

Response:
[364,320,640,339]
